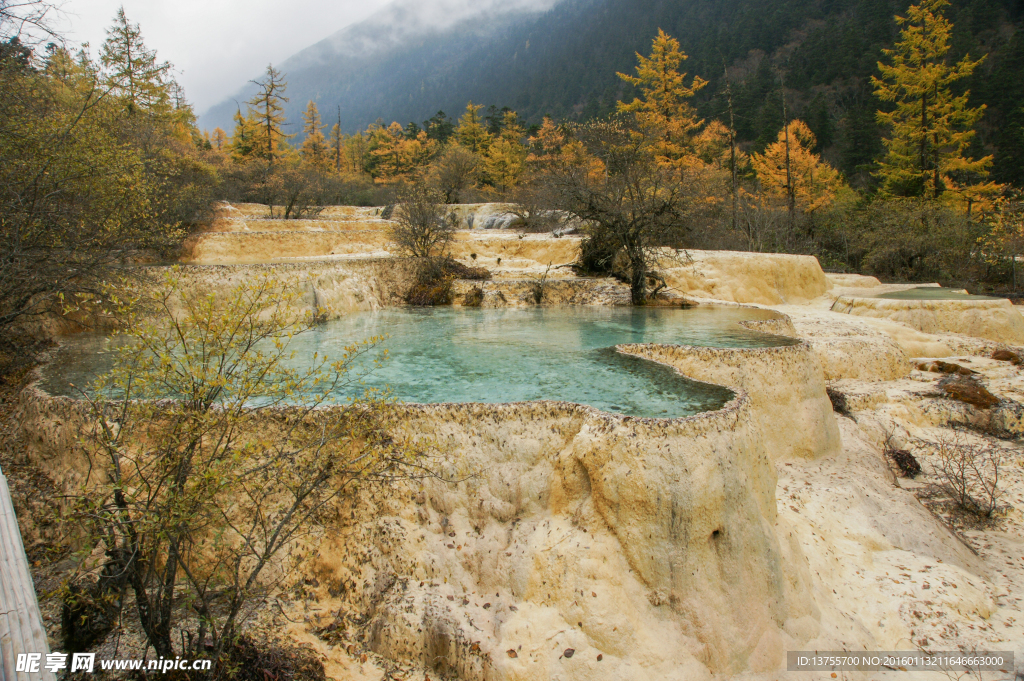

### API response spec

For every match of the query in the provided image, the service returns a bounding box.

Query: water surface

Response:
[876,287,1000,301]
[41,306,796,419]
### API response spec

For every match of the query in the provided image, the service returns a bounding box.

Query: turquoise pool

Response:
[40,306,797,419]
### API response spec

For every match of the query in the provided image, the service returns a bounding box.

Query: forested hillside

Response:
[202,0,1024,187]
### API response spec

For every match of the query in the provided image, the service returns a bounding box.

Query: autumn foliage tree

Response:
[100,8,173,117]
[426,145,480,203]
[0,12,216,342]
[751,120,844,214]
[872,0,995,203]
[455,102,490,155]
[483,111,527,191]
[300,100,329,169]
[617,29,710,172]
[552,120,693,304]
[365,121,436,182]
[980,191,1024,289]
[68,271,432,667]
[246,64,291,162]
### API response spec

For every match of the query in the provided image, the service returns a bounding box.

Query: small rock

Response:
[888,449,922,477]
[938,374,1000,408]
[916,360,976,375]
[992,349,1022,365]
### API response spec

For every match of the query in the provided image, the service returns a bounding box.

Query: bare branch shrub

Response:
[933,428,1004,517]
[509,181,561,233]
[883,428,921,477]
[405,257,490,306]
[64,270,445,670]
[425,144,480,204]
[528,263,553,304]
[387,184,457,259]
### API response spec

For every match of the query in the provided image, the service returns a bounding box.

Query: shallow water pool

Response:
[875,287,1000,301]
[40,306,798,419]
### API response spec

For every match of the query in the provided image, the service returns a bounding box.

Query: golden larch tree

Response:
[751,120,844,213]
[300,100,329,169]
[228,109,260,162]
[872,0,994,202]
[526,116,566,169]
[484,111,527,191]
[455,102,491,154]
[211,127,227,151]
[100,8,172,116]
[617,29,708,171]
[246,64,291,162]
[366,122,436,182]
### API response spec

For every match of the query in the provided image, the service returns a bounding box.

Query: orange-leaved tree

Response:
[751,120,845,214]
[300,100,329,170]
[617,29,708,172]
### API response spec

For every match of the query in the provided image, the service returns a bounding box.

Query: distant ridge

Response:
[200,0,1024,185]
[199,0,562,136]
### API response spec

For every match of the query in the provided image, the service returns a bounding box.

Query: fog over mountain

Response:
[198,0,562,135]
[200,0,1024,186]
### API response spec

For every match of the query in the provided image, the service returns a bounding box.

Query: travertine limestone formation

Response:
[450,277,630,307]
[18,340,840,679]
[617,343,841,461]
[19,204,1024,680]
[823,273,882,288]
[663,250,832,306]
[832,295,1024,344]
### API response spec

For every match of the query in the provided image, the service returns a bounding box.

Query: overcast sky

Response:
[55,0,393,112]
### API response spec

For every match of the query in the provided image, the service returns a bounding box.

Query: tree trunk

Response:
[780,72,795,234]
[627,249,647,305]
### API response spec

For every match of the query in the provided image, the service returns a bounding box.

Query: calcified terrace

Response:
[17,203,1024,680]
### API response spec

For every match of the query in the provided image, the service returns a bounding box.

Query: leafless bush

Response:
[528,263,553,304]
[277,167,328,219]
[933,428,1004,517]
[425,144,480,204]
[509,181,561,233]
[405,257,490,306]
[881,427,921,477]
[736,192,801,253]
[388,184,457,259]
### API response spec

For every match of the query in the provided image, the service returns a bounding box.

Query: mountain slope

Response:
[199,0,559,138]
[201,0,1024,185]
